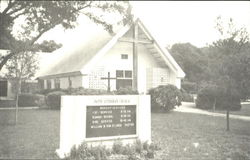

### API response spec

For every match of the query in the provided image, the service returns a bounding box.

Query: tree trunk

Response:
[14,79,21,125]
[213,98,217,112]
[226,109,230,131]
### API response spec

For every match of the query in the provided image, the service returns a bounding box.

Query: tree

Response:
[5,51,39,124]
[0,1,133,71]
[208,16,250,131]
[168,43,209,92]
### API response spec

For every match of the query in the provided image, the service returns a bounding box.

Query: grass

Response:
[0,109,249,159]
[208,103,250,117]
[152,112,250,159]
[0,109,60,159]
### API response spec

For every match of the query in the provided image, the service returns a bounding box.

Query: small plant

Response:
[114,87,139,95]
[112,140,124,154]
[134,139,143,154]
[65,139,161,160]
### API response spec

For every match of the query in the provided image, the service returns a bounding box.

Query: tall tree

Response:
[209,16,250,131]
[0,1,133,71]
[168,43,209,92]
[5,51,38,124]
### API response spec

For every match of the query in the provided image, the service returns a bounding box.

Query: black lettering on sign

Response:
[86,105,136,138]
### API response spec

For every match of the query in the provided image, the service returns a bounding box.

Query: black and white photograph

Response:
[0,1,250,159]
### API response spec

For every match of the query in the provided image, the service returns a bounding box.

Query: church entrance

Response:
[0,80,8,97]
[116,70,132,90]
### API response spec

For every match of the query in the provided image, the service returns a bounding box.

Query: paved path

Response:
[174,102,250,121]
[0,106,39,110]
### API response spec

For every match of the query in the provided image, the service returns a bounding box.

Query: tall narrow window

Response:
[47,79,51,89]
[54,78,60,89]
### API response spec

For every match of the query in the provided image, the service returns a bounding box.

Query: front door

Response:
[0,80,8,97]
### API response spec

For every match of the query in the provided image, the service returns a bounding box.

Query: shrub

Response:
[69,87,109,95]
[196,85,241,111]
[148,85,182,112]
[114,87,139,95]
[18,93,46,107]
[181,81,197,94]
[112,140,124,154]
[180,89,194,102]
[65,139,160,160]
[46,91,66,110]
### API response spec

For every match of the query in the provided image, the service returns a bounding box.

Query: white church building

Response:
[36,18,185,94]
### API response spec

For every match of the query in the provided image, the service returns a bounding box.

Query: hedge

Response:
[45,87,139,110]
[196,86,241,111]
[18,93,46,107]
[46,91,66,110]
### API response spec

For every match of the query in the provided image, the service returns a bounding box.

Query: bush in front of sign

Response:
[148,84,182,112]
[114,87,139,95]
[46,91,66,110]
[18,93,46,107]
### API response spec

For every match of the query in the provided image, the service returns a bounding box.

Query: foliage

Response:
[0,1,133,71]
[181,81,197,94]
[5,51,38,81]
[65,139,160,160]
[148,85,182,112]
[68,87,109,95]
[196,84,241,111]
[180,89,194,102]
[168,43,209,84]
[46,91,66,110]
[18,93,46,107]
[42,87,139,109]
[0,99,15,107]
[113,87,139,95]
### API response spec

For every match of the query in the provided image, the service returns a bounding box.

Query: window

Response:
[121,54,128,59]
[125,70,132,78]
[116,70,132,90]
[116,70,124,78]
[47,80,51,89]
[0,80,7,97]
[38,79,44,90]
[54,78,60,89]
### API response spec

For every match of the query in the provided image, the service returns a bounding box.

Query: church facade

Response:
[36,19,185,94]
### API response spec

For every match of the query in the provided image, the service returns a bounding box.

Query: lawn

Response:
[208,102,250,117]
[0,109,250,159]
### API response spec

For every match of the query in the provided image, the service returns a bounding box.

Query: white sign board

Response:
[56,95,151,158]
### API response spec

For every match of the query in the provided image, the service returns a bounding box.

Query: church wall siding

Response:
[88,41,133,91]
[60,77,69,89]
[70,76,83,88]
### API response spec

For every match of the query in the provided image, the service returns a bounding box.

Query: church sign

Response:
[86,104,136,138]
[56,95,151,158]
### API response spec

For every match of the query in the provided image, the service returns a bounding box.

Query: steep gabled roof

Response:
[37,18,185,79]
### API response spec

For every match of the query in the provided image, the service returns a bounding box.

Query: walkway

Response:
[174,102,250,121]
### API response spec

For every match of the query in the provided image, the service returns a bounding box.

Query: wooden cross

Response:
[118,22,153,91]
[101,72,117,92]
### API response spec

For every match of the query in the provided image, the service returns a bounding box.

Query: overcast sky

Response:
[40,1,250,48]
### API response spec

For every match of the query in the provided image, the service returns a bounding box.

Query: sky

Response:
[40,1,250,49]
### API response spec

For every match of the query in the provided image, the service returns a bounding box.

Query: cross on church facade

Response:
[100,72,117,92]
[118,22,154,91]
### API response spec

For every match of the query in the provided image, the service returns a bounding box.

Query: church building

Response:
[36,18,185,94]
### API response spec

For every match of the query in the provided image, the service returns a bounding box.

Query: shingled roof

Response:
[36,28,115,78]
